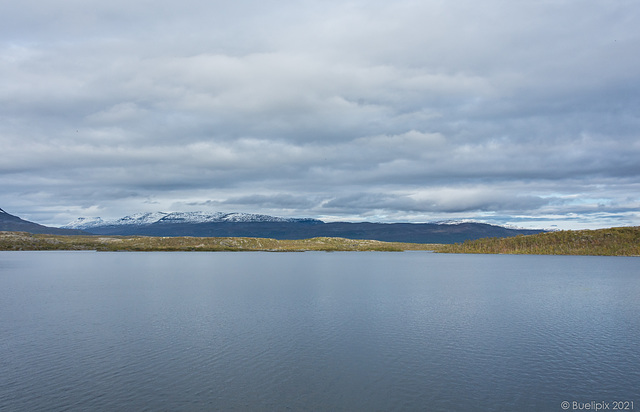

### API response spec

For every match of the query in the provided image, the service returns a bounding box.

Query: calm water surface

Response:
[1,251,639,411]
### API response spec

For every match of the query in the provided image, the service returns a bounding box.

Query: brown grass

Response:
[438,226,640,256]
[0,231,442,252]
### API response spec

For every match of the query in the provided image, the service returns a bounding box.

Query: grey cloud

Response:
[193,194,320,210]
[1,0,639,229]
[322,189,551,215]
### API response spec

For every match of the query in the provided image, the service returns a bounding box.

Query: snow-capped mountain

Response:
[62,211,322,229]
[62,216,107,229]
[59,210,544,242]
[4,207,546,242]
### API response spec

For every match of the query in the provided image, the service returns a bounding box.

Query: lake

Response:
[1,251,639,411]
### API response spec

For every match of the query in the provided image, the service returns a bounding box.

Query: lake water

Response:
[1,251,639,411]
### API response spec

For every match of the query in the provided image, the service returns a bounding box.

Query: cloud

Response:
[321,187,551,215]
[1,0,639,229]
[86,102,147,124]
[191,194,320,210]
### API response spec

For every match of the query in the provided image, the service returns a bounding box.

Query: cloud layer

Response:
[2,0,639,228]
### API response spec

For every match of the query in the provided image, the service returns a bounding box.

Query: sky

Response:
[2,0,639,229]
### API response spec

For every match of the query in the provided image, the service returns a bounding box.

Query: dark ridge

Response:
[0,208,87,235]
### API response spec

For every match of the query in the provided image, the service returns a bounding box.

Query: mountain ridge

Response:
[62,211,323,229]
[60,210,544,244]
[2,208,546,244]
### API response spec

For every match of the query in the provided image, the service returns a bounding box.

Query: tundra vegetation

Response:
[2,227,638,255]
[439,226,640,256]
[0,231,441,252]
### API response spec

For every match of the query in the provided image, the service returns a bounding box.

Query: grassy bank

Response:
[0,231,441,252]
[439,226,640,256]
[4,228,638,255]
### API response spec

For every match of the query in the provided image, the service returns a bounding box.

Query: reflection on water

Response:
[1,251,639,411]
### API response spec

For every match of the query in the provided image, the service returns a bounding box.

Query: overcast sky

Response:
[2,0,639,229]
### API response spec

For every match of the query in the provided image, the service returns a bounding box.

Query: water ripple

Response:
[1,252,639,411]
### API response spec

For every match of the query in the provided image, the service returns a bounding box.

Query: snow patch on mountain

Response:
[113,212,170,226]
[431,219,483,225]
[62,216,107,229]
[157,212,227,224]
[62,211,322,229]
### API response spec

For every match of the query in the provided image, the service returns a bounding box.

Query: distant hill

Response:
[61,211,544,244]
[0,208,86,235]
[439,226,640,256]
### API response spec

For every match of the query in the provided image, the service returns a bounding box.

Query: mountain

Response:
[63,211,322,229]
[0,208,86,235]
[62,211,544,243]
